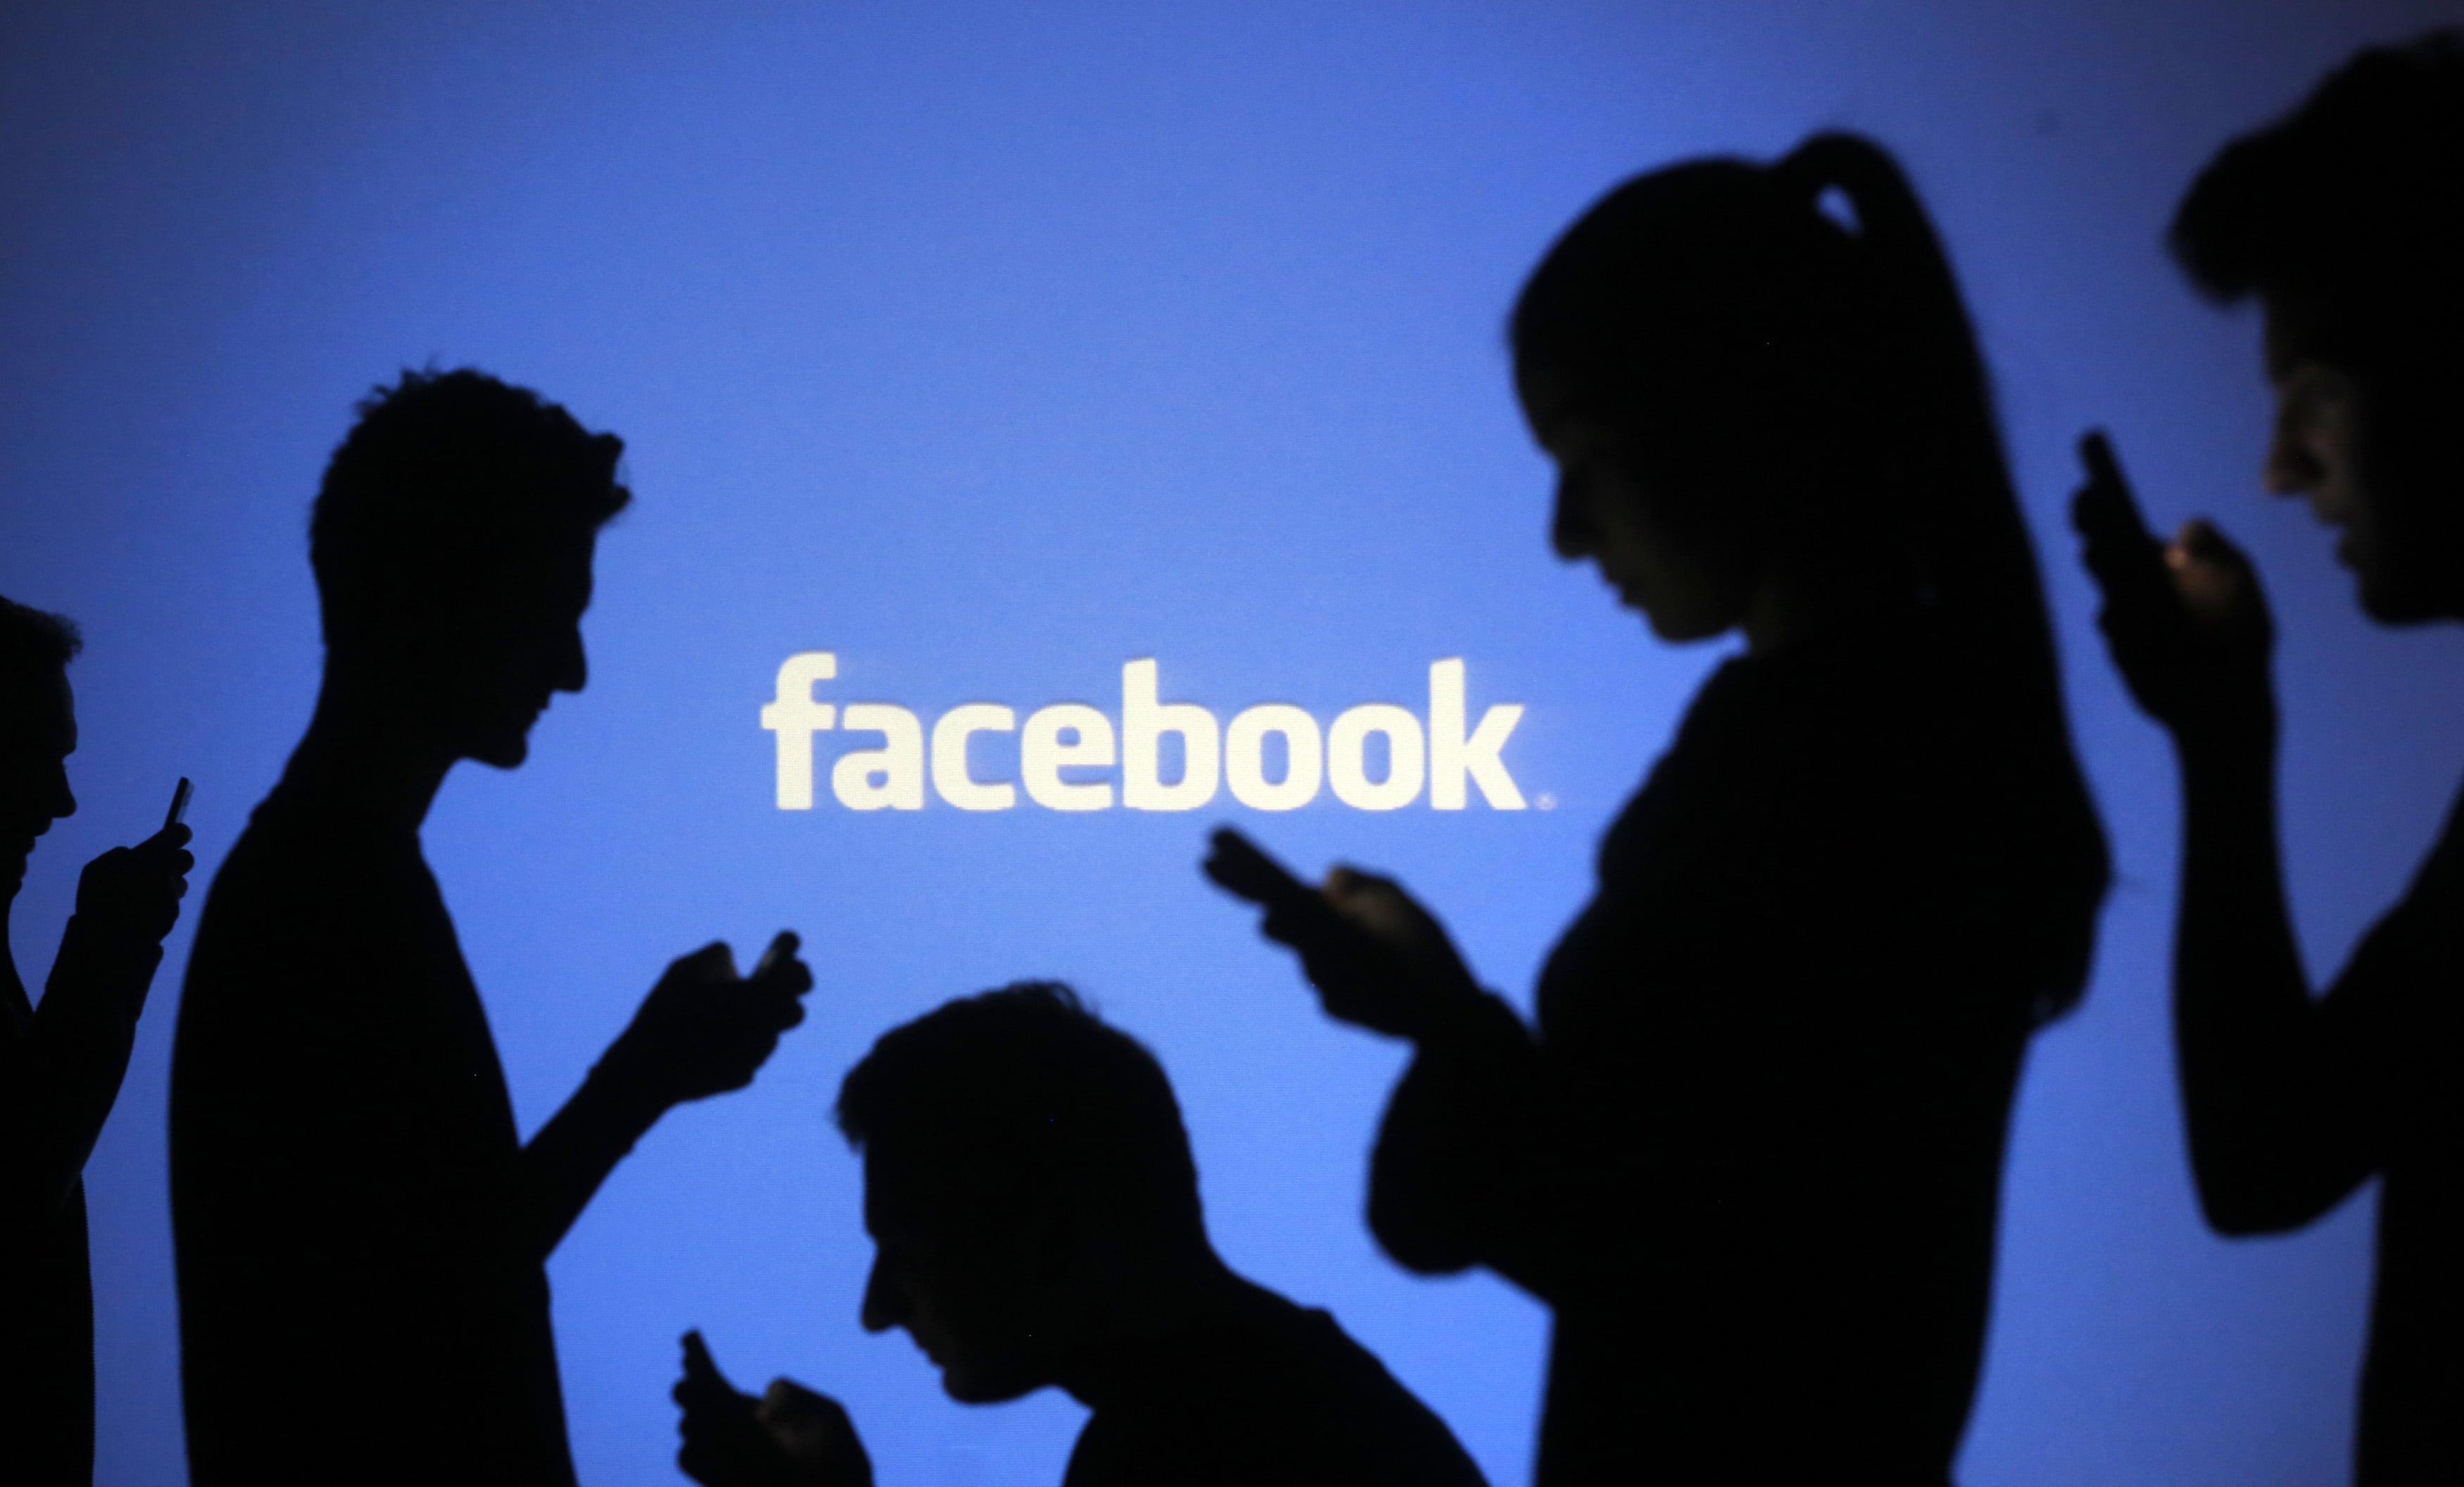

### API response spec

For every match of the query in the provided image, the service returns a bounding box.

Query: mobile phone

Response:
[1203,827,1319,914]
[2077,429,2153,541]
[751,931,797,980]
[165,777,194,831]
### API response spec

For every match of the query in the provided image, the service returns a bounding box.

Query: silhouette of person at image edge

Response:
[171,370,815,1487]
[0,598,191,1486]
[1209,133,2109,1485]
[674,983,1489,1487]
[2073,32,2464,1486]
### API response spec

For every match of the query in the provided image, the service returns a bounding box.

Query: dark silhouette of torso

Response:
[1062,1281,1488,1487]
[1,957,120,1484]
[1371,613,2049,1485]
[2230,789,2464,1484]
[171,779,573,1486]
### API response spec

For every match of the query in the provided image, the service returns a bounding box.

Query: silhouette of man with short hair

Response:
[1,596,191,1486]
[674,982,1486,1487]
[172,369,814,1487]
[2075,30,2464,1485]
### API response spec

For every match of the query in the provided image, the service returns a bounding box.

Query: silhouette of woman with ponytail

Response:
[1209,134,2108,1483]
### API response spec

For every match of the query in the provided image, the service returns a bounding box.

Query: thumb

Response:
[2168,519,2261,625]
[681,1330,733,1391]
[2173,518,2250,572]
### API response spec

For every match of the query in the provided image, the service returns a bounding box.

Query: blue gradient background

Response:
[8,4,2464,1483]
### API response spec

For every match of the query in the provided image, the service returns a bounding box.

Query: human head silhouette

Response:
[2172,30,2464,623]
[311,368,629,767]
[1513,131,2107,1020]
[1511,134,1969,640]
[0,596,80,901]
[835,982,1207,1404]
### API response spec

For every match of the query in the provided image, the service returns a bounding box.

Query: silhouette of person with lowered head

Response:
[2073,31,2464,1485]
[1,597,191,1486]
[673,982,1487,1487]
[1208,132,2109,1485]
[170,369,814,1487]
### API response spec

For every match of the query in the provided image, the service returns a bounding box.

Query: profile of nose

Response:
[1552,486,1599,560]
[2261,422,2326,498]
[548,632,589,696]
[858,1257,903,1333]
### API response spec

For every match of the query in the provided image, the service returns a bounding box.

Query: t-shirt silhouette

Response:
[172,782,574,1487]
[2218,789,2463,1485]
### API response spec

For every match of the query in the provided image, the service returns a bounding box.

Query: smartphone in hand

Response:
[2075,429,2161,551]
[165,777,193,832]
[1203,827,1319,915]
[750,931,798,982]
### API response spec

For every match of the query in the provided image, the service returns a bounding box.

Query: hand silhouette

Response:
[53,819,194,1023]
[674,1331,870,1487]
[1203,827,1482,1041]
[611,933,812,1110]
[2072,429,2275,747]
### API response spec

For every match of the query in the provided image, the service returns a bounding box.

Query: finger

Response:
[2073,430,2152,541]
[677,1373,747,1415]
[2077,429,2122,487]
[759,955,815,996]
[2070,436,2172,604]
[1201,827,1281,904]
[142,822,194,853]
[735,979,807,1029]
[752,931,799,981]
[2074,491,2166,589]
[2075,430,2153,532]
[682,1329,728,1386]
[2174,517,2253,574]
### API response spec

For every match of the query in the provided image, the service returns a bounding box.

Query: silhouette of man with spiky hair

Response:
[2076,31,2464,1484]
[173,370,813,1487]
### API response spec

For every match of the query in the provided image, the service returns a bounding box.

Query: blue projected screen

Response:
[7,4,2464,1485]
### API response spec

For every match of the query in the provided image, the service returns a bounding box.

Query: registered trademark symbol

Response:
[1536,792,1557,810]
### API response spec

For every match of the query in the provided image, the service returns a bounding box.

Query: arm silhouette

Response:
[1366,1005,1585,1300]
[517,935,812,1262]
[2075,431,2375,1231]
[1205,827,1616,1302]
[2,824,190,1241]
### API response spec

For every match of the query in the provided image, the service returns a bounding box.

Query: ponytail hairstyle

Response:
[1514,132,2108,1022]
